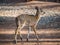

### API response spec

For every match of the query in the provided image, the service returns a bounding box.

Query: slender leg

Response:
[32,26,39,45]
[18,27,23,41]
[18,21,23,40]
[32,26,39,41]
[14,17,19,44]
[14,27,18,44]
[27,26,31,41]
[18,21,26,41]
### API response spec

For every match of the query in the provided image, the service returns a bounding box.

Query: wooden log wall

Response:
[25,0,60,2]
[0,0,60,3]
[0,2,60,45]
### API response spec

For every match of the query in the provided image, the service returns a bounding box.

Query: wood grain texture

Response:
[0,1,60,45]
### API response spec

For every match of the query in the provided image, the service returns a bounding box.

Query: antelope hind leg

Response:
[14,27,19,44]
[18,29,22,40]
[18,21,26,40]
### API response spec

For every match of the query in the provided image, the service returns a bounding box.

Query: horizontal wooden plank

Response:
[0,29,60,34]
[0,6,37,17]
[0,39,60,42]
[0,29,60,39]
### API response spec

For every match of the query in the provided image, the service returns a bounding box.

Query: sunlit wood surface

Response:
[0,28,60,45]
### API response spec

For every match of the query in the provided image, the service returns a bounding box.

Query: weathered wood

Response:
[0,1,60,45]
[0,42,60,45]
[0,39,60,42]
[0,6,37,17]
[0,9,60,29]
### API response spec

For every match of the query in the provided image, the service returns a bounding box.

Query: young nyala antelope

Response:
[14,6,43,43]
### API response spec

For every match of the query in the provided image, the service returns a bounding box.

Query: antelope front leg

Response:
[32,26,39,41]
[27,26,31,41]
[33,27,39,45]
